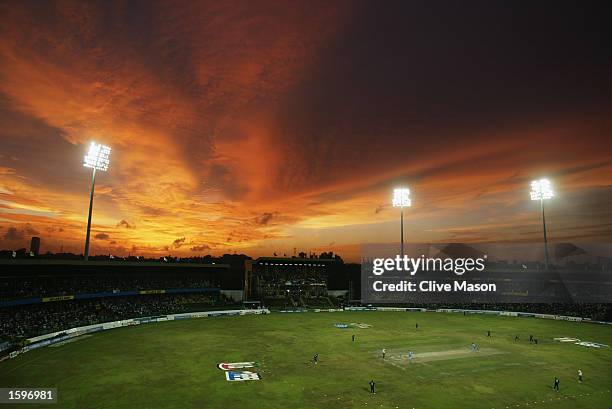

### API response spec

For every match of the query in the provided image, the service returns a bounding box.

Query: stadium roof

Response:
[434,243,485,259]
[554,243,587,258]
[253,256,336,263]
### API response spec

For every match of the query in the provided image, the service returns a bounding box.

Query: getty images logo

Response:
[371,255,487,276]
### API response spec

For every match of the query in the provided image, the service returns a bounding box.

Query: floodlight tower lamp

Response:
[83,142,111,261]
[392,187,411,258]
[530,178,554,270]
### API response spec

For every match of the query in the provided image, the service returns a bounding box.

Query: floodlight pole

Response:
[84,167,97,261]
[400,207,404,258]
[540,197,549,270]
[393,188,410,258]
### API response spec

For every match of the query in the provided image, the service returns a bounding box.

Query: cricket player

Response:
[553,377,560,391]
[382,348,386,359]
[369,380,376,394]
[313,354,318,365]
[578,369,583,382]
[408,351,413,361]
[352,334,355,342]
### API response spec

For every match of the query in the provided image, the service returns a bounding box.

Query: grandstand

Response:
[245,257,338,309]
[1,256,610,359]
[0,260,235,344]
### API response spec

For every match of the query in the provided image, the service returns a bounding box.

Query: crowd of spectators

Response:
[2,295,610,349]
[1,275,217,300]
[355,302,612,321]
[1,293,227,341]
[475,302,611,321]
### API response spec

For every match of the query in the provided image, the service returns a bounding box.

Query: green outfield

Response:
[1,311,611,409]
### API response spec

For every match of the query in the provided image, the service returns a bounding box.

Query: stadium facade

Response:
[244,257,339,308]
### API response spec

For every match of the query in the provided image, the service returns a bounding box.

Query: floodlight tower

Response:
[530,179,554,270]
[392,187,411,257]
[83,142,111,261]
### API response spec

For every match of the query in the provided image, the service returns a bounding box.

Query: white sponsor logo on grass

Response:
[217,362,259,370]
[350,323,372,329]
[225,371,261,381]
[575,341,608,348]
[553,338,608,348]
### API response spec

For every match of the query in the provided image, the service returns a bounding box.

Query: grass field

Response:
[1,311,611,409]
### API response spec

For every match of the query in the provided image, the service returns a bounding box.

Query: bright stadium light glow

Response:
[83,142,111,172]
[530,178,554,201]
[392,187,411,208]
[529,178,553,270]
[83,142,111,261]
[392,187,411,258]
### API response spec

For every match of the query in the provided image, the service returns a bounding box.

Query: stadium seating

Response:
[0,293,228,342]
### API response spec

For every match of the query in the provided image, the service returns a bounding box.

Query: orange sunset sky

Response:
[1,1,611,262]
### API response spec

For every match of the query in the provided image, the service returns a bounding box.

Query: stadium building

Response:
[244,257,339,308]
[0,259,241,345]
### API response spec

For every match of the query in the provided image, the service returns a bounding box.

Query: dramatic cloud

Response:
[0,1,610,261]
[255,213,275,226]
[94,233,110,240]
[3,227,22,241]
[374,205,387,215]
[172,237,186,249]
[116,220,135,229]
[3,224,39,242]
